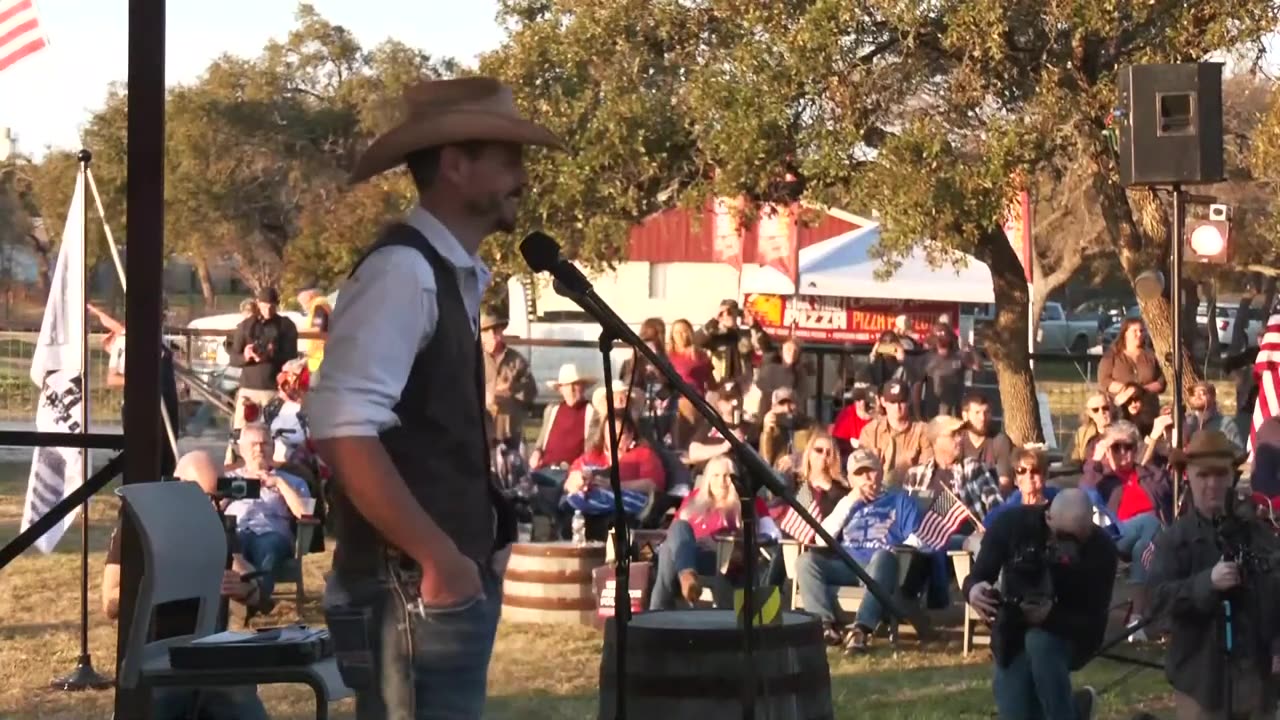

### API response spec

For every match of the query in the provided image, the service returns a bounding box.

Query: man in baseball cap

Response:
[856,380,930,486]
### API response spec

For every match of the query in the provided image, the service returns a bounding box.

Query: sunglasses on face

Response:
[811,445,832,455]
[1088,405,1111,415]
[1015,466,1043,477]
[1111,442,1135,452]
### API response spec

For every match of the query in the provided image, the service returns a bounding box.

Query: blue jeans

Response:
[152,687,268,720]
[993,629,1079,720]
[323,562,502,719]
[238,529,295,600]
[796,548,898,630]
[649,520,724,609]
[1116,512,1160,583]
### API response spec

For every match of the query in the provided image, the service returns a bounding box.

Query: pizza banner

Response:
[744,294,960,344]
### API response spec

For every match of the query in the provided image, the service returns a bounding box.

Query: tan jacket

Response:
[484,345,537,442]
[857,418,932,486]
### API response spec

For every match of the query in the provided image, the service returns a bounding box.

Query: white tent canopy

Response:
[739,224,995,304]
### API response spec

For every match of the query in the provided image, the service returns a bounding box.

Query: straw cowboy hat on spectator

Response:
[547,363,596,390]
[348,76,565,184]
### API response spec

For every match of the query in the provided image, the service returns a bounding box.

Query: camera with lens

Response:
[990,540,1055,666]
[214,476,262,501]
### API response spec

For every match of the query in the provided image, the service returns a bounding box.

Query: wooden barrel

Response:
[502,541,607,626]
[598,609,832,720]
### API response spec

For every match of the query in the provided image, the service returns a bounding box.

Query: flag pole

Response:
[52,149,110,691]
[85,168,179,459]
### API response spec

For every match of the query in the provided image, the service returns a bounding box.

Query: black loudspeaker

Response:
[1117,63,1225,187]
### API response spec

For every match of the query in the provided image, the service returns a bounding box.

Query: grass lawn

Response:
[0,465,1182,719]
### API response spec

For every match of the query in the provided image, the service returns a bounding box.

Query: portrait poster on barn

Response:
[744,294,960,345]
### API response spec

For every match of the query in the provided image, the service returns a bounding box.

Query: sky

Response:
[0,0,506,159]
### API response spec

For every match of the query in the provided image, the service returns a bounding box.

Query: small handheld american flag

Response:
[915,489,970,551]
[0,0,48,73]
[778,499,822,545]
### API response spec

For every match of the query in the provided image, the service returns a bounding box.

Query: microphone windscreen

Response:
[520,231,561,273]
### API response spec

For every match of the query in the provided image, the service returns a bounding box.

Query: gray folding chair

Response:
[116,482,350,719]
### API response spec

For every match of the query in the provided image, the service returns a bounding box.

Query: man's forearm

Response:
[315,436,456,568]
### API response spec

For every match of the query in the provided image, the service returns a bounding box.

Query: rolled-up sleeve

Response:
[304,246,436,439]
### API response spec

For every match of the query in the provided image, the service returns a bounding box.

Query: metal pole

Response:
[52,151,110,691]
[1171,185,1185,511]
[116,1,166,716]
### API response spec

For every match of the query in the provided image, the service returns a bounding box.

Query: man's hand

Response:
[564,470,587,494]
[1021,599,1053,626]
[967,581,1000,620]
[762,411,778,432]
[260,474,278,489]
[244,344,260,362]
[419,548,483,610]
[1211,559,1242,591]
[528,449,544,469]
[221,570,254,601]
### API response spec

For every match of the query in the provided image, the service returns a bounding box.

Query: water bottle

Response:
[572,509,587,545]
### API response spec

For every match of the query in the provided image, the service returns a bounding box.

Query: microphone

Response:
[519,231,592,297]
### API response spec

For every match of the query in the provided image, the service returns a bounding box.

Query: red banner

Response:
[744,294,960,344]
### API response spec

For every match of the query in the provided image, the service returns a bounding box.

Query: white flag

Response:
[20,172,87,554]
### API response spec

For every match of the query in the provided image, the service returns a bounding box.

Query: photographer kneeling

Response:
[964,488,1116,720]
[1148,429,1280,719]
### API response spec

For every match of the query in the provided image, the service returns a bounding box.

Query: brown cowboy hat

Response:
[349,77,565,184]
[1170,429,1243,471]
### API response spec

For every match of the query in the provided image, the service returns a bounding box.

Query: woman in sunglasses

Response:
[981,447,1061,529]
[1081,421,1172,638]
[1070,392,1114,465]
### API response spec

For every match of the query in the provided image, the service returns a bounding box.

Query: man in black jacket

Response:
[227,287,298,458]
[964,488,1115,720]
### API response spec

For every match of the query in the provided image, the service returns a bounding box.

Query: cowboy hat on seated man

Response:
[305,76,563,720]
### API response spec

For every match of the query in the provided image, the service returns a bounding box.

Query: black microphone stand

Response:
[596,325,631,720]
[543,276,930,720]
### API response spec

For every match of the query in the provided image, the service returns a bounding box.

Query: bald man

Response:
[963,487,1117,720]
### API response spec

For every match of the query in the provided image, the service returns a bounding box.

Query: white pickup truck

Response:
[1036,301,1098,354]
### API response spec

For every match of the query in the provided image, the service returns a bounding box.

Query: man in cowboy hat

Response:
[1148,430,1280,720]
[305,76,563,719]
[480,310,536,446]
[529,363,598,470]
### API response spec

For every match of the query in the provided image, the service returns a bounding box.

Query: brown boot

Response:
[678,570,702,604]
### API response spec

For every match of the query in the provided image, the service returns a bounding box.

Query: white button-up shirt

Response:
[304,207,492,439]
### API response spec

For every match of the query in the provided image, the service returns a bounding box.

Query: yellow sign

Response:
[734,586,782,628]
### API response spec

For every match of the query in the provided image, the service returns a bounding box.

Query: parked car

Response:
[1195,303,1264,347]
[1071,299,1131,333]
[1036,301,1098,353]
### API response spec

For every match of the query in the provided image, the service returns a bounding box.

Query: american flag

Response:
[778,499,822,544]
[1250,312,1280,454]
[0,0,47,73]
[915,489,970,551]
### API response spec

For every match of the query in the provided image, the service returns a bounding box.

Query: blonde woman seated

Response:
[774,429,849,541]
[649,456,780,609]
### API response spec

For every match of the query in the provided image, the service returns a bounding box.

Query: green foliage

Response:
[24,3,454,298]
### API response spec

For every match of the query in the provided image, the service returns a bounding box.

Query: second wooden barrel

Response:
[598,609,832,720]
[502,541,606,626]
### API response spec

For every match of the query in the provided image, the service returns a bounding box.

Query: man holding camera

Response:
[228,288,299,445]
[964,488,1116,720]
[1148,429,1280,719]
